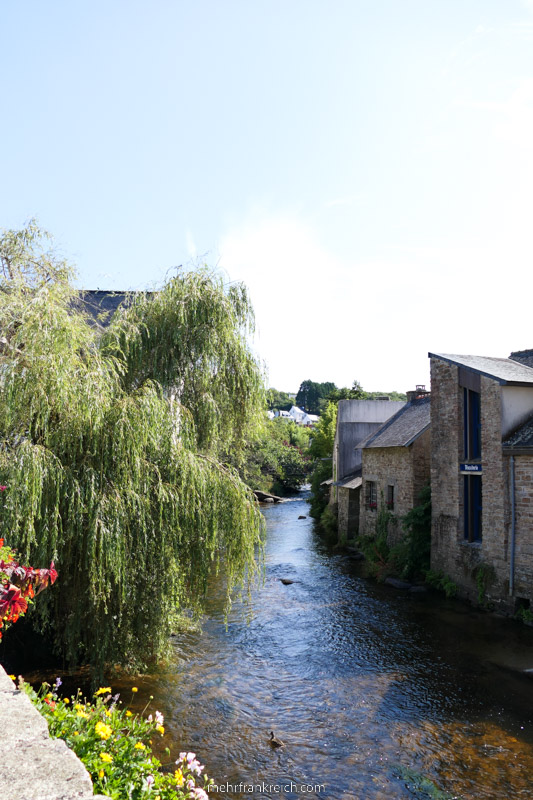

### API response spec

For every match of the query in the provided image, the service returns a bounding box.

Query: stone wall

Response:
[479,376,509,604]
[0,665,106,800]
[359,432,430,544]
[430,357,518,610]
[506,454,533,606]
[337,485,360,542]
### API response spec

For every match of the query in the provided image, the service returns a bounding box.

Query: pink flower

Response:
[0,486,7,492]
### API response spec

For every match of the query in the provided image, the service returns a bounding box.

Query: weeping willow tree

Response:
[0,220,266,676]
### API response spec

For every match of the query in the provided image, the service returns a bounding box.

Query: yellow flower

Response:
[156,725,164,736]
[45,693,53,699]
[125,710,132,717]
[100,753,113,763]
[8,674,15,680]
[134,742,146,750]
[131,687,138,693]
[74,703,85,711]
[98,769,104,779]
[64,698,70,704]
[95,687,112,696]
[105,710,112,717]
[95,721,112,740]
[174,769,184,786]
[77,711,89,719]
[73,731,79,736]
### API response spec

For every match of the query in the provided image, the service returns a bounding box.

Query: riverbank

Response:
[0,665,105,800]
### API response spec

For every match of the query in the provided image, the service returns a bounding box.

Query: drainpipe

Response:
[509,455,516,597]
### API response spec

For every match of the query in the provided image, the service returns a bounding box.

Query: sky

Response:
[2,1,533,394]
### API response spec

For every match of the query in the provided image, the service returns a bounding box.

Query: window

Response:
[365,480,377,510]
[387,484,395,511]
[464,388,481,460]
[464,475,482,542]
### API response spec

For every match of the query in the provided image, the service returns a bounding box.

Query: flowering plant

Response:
[368,502,378,510]
[0,533,57,640]
[21,678,212,799]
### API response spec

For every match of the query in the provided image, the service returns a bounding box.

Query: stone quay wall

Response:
[0,664,106,800]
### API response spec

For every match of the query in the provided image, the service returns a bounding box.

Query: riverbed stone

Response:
[384,577,412,589]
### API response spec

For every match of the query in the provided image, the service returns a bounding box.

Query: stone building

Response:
[358,392,431,543]
[429,352,533,612]
[331,398,405,541]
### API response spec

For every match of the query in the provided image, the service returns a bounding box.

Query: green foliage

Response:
[308,401,337,460]
[357,498,394,581]
[358,530,391,581]
[324,381,407,409]
[397,484,432,580]
[308,459,332,519]
[22,678,211,799]
[365,390,407,401]
[0,222,266,678]
[266,388,293,412]
[235,417,311,494]
[323,380,365,407]
[515,605,533,625]
[474,562,496,606]
[296,379,336,415]
[308,401,337,519]
[425,570,457,598]
[319,504,338,537]
[393,765,456,799]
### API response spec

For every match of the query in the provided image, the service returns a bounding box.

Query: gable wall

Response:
[507,455,533,603]
[360,436,430,545]
[430,358,514,607]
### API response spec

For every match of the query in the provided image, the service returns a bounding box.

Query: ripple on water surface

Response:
[135,496,533,799]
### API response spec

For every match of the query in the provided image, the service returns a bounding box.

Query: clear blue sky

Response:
[2,1,533,393]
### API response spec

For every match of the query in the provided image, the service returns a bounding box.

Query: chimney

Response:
[406,385,430,403]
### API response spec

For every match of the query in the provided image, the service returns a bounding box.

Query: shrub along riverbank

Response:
[0,221,266,679]
[21,677,212,800]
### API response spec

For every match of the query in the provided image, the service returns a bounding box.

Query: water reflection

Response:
[132,494,533,799]
[77,495,533,797]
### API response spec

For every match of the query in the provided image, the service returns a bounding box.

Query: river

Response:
[113,491,533,800]
[21,491,533,799]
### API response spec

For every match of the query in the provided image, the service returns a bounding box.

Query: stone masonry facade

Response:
[360,430,430,545]
[337,485,360,542]
[504,453,533,605]
[429,357,533,611]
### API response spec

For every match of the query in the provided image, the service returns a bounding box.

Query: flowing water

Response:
[36,493,533,798]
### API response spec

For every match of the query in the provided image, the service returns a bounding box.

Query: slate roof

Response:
[429,352,533,386]
[510,349,533,368]
[75,290,131,328]
[357,396,431,449]
[503,416,533,451]
[333,467,362,489]
[337,475,362,490]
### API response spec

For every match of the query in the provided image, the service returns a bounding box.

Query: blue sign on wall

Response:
[460,463,482,474]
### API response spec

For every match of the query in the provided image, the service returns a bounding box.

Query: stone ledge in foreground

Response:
[0,665,106,800]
